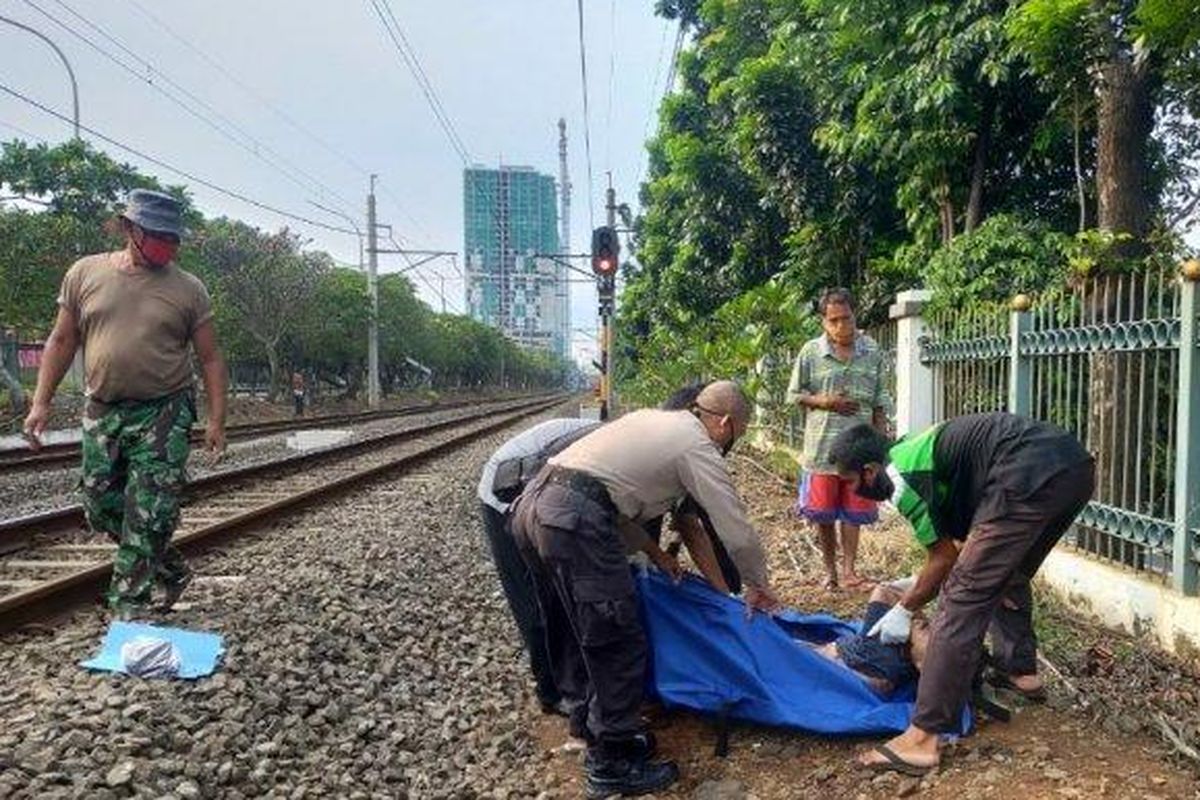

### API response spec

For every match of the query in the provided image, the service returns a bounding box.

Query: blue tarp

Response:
[637,570,959,736]
[81,621,225,679]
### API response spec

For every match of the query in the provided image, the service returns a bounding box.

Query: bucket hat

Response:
[120,189,183,238]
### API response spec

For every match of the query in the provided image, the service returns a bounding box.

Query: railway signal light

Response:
[591,226,620,277]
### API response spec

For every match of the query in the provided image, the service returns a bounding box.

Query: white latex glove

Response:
[887,575,917,593]
[867,605,913,644]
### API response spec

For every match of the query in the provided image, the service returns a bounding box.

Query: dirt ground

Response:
[530,449,1200,799]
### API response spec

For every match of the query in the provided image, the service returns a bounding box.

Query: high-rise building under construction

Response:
[463,164,569,358]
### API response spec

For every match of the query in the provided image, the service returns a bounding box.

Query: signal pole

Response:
[367,175,381,409]
[603,182,617,419]
[590,178,619,421]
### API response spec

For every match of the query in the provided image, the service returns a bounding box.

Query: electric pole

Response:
[603,180,617,419]
[367,175,381,409]
[592,179,619,421]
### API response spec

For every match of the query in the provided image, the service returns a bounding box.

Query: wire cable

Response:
[575,0,596,230]
[126,0,430,245]
[0,117,47,143]
[0,82,359,235]
[367,0,470,164]
[23,0,360,215]
[604,0,616,174]
[635,21,685,193]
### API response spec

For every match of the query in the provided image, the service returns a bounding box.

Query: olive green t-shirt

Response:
[57,252,213,403]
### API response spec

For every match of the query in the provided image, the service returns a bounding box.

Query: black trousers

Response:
[511,476,646,743]
[913,458,1095,732]
[480,504,560,707]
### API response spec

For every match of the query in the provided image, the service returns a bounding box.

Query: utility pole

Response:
[590,180,619,421]
[602,179,617,419]
[367,175,381,409]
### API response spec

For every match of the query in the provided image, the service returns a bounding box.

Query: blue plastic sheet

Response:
[81,621,224,679]
[637,570,960,736]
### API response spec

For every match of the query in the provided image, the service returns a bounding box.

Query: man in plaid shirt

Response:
[787,288,893,590]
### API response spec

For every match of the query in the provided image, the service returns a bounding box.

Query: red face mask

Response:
[135,231,179,268]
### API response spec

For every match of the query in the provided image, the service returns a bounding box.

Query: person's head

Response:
[829,423,893,501]
[818,287,857,347]
[660,382,705,411]
[692,380,750,456]
[119,189,183,269]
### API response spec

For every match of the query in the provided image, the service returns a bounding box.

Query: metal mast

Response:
[558,118,572,359]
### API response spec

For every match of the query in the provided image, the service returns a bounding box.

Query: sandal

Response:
[858,744,934,777]
[986,673,1047,703]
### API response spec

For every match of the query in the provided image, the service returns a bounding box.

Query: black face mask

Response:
[856,468,895,501]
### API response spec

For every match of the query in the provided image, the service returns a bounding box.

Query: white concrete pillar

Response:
[890,289,934,437]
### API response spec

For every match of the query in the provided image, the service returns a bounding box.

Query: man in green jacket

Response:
[828,413,1094,774]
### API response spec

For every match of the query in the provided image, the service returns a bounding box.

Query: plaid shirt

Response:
[786,333,893,473]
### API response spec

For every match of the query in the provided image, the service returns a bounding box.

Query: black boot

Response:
[584,741,678,799]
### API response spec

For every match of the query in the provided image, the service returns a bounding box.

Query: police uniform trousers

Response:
[511,468,646,744]
[480,502,560,708]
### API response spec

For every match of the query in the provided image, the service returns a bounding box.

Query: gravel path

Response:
[0,404,574,799]
[0,401,538,521]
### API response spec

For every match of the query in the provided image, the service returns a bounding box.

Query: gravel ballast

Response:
[0,406,574,799]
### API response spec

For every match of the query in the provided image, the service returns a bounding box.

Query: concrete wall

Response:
[1040,548,1200,657]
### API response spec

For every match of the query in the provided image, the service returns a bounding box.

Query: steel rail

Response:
[0,395,568,632]
[0,394,550,472]
[0,395,560,553]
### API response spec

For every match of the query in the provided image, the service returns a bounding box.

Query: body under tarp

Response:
[637,570,964,736]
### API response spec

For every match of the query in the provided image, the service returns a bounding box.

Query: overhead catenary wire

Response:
[575,0,596,230]
[367,0,471,165]
[635,20,685,192]
[21,0,362,218]
[123,0,428,247]
[604,0,616,175]
[0,82,358,235]
[0,117,47,143]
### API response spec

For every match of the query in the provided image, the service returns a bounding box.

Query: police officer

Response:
[511,381,780,798]
[478,416,601,715]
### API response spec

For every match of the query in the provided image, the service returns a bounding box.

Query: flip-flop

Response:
[841,575,874,592]
[858,744,934,777]
[986,673,1047,703]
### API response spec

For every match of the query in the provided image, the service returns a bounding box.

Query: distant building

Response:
[463,164,569,358]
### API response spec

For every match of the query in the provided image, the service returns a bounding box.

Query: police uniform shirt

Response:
[477,417,600,513]
[548,408,770,588]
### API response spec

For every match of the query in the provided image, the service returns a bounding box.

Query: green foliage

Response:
[621,0,1195,404]
[0,140,571,399]
[919,214,1072,312]
[0,139,186,337]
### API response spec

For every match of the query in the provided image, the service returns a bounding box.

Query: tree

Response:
[0,139,190,337]
[290,267,370,396]
[1008,0,1200,253]
[191,219,328,398]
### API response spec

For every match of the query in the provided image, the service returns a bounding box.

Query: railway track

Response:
[0,393,546,473]
[0,394,568,632]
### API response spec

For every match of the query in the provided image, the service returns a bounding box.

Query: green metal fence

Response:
[919,268,1200,593]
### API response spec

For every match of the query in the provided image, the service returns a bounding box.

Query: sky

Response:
[0,0,676,367]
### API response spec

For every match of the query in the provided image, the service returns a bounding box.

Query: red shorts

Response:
[794,471,879,526]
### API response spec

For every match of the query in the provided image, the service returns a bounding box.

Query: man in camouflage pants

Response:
[24,190,227,617]
[81,391,198,610]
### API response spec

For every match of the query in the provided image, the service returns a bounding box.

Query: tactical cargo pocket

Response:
[574,577,639,647]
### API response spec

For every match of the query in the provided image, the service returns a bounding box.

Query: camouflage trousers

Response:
[81,390,195,612]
